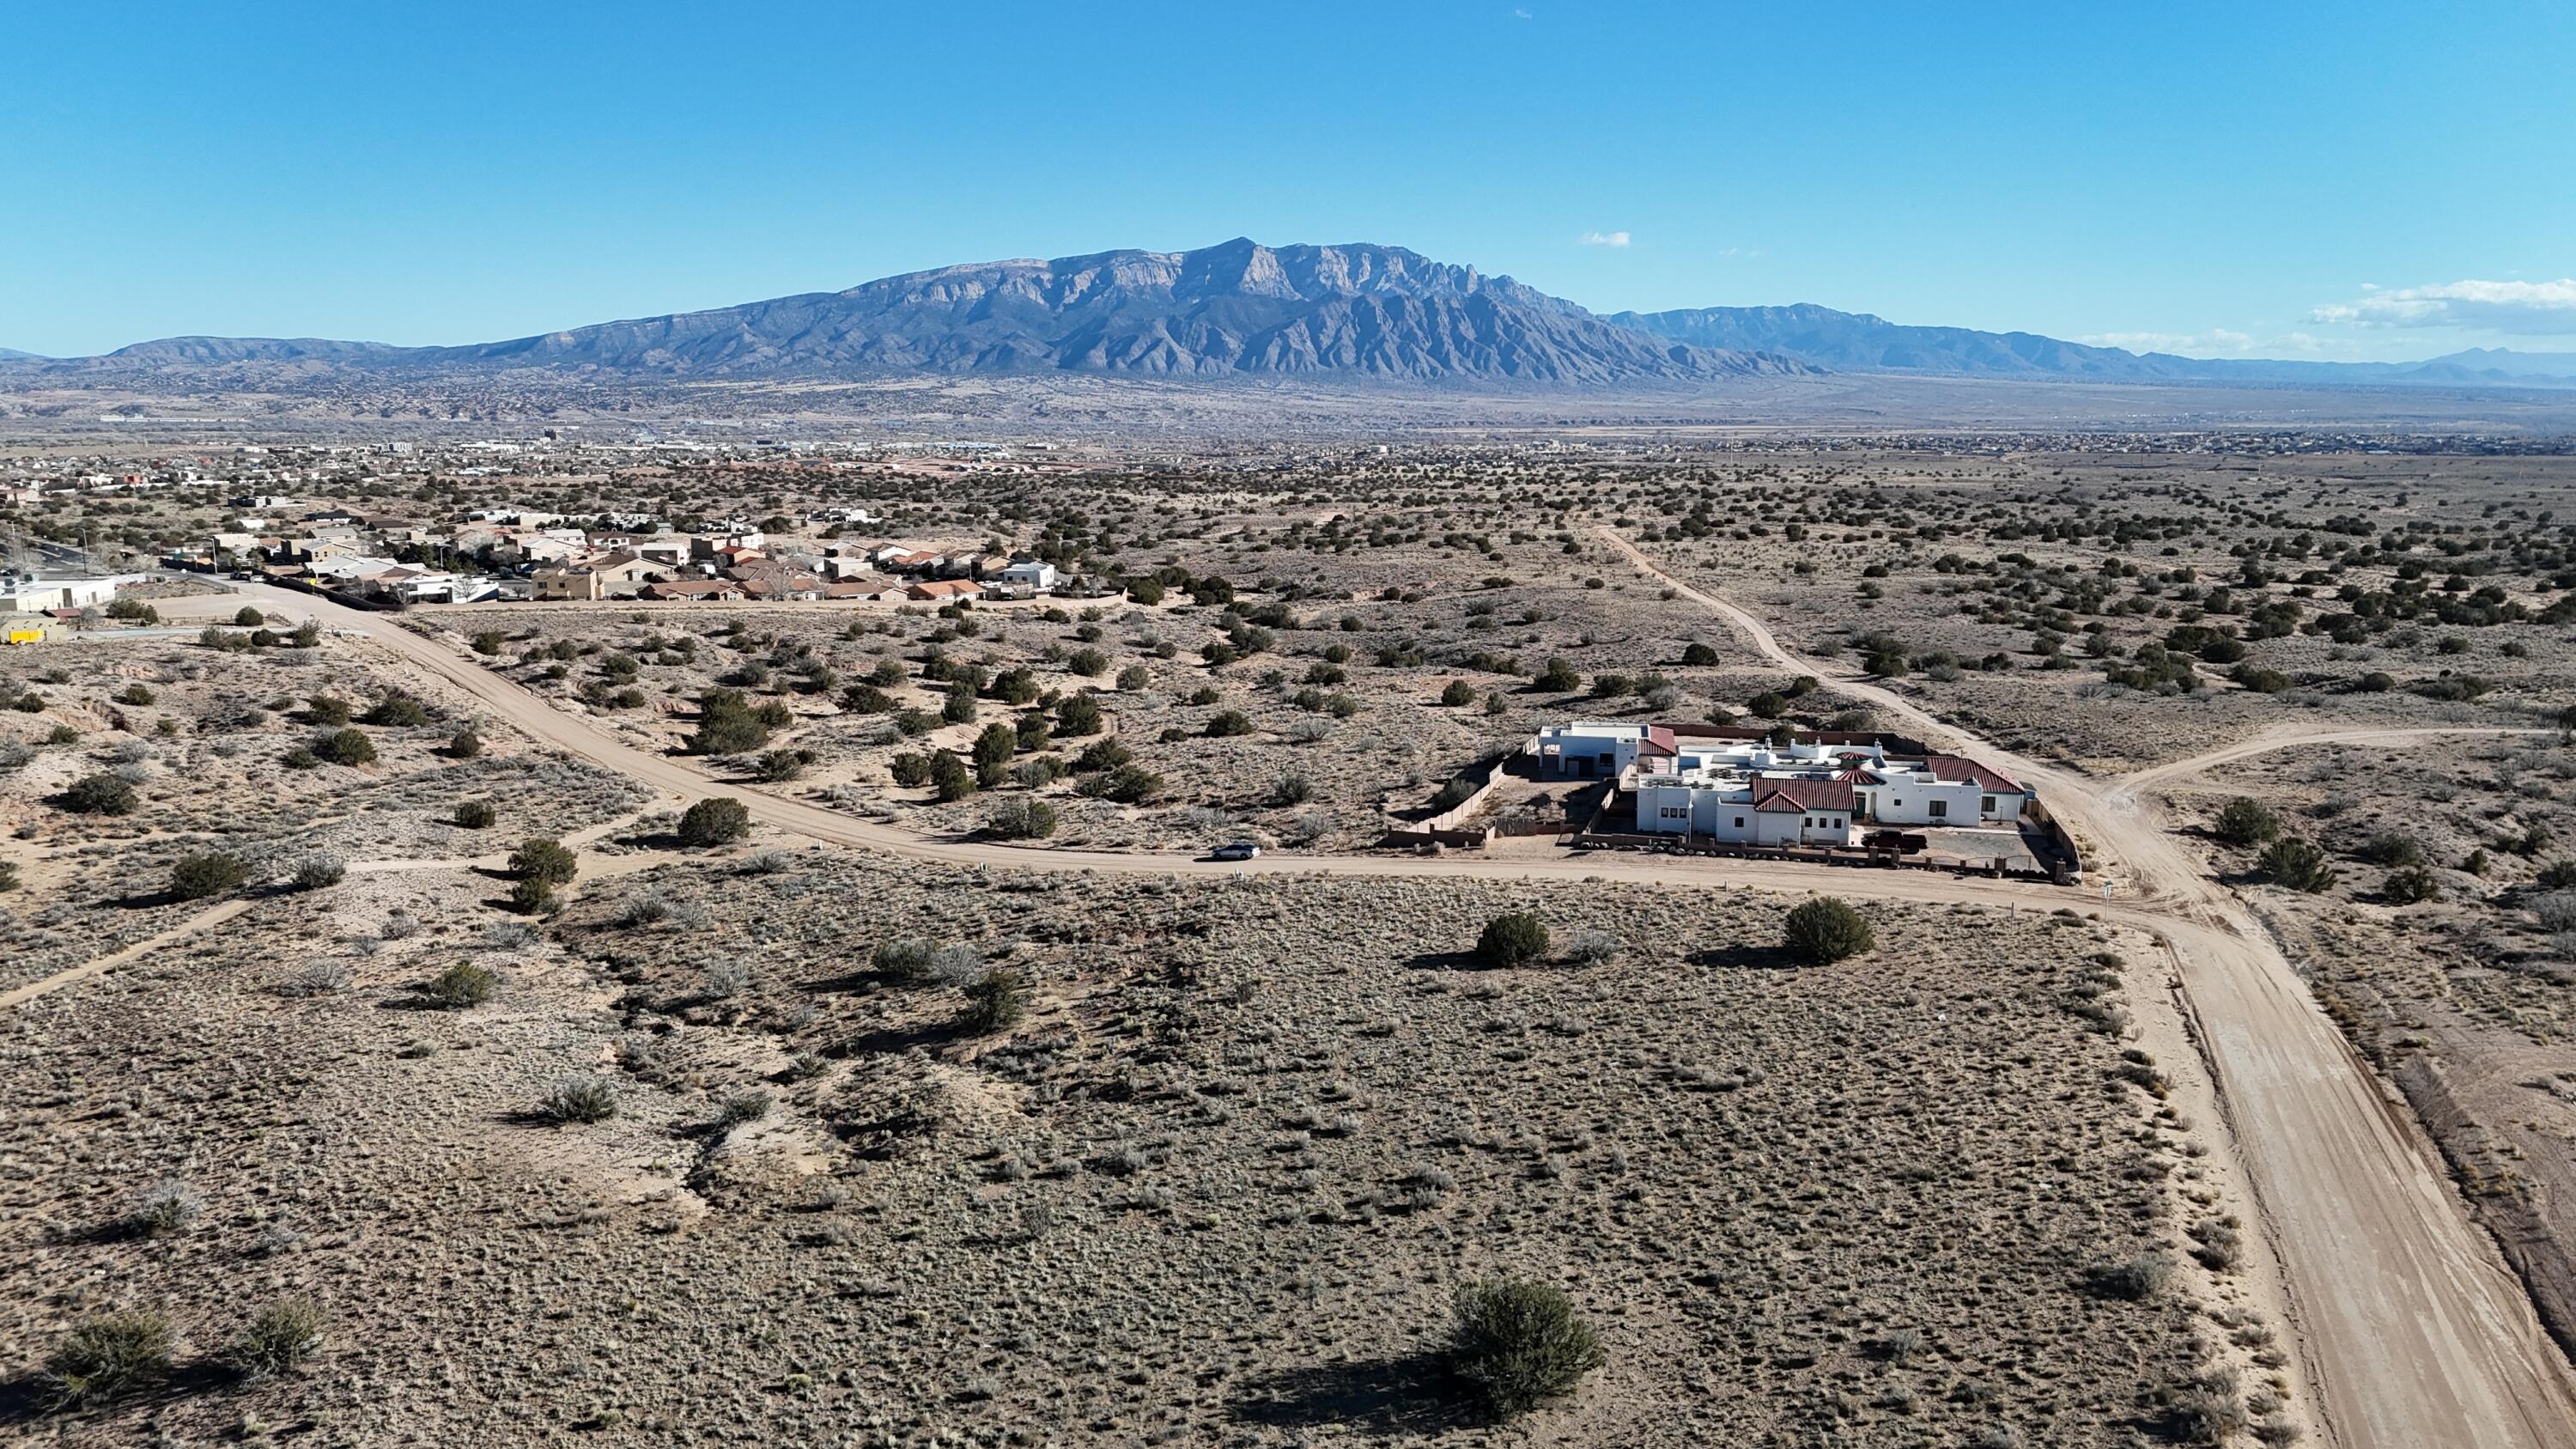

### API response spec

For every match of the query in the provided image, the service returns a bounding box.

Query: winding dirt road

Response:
[86,575,2576,1448]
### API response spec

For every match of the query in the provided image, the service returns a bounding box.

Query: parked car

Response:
[1209,841,1261,862]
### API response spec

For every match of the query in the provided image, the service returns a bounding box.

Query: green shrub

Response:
[171,850,251,901]
[234,606,266,626]
[2360,831,2425,868]
[453,799,496,830]
[1448,1278,1604,1421]
[312,727,376,765]
[509,837,577,885]
[677,797,752,848]
[1205,709,1254,738]
[960,967,1030,1034]
[1783,897,1874,964]
[2212,797,2280,847]
[1439,679,1476,707]
[125,1178,203,1238]
[873,937,980,984]
[973,722,1018,771]
[1477,912,1549,968]
[2257,837,2338,893]
[224,1297,325,1379]
[2089,1250,2176,1301]
[984,796,1058,840]
[538,1075,620,1123]
[1056,693,1104,735]
[2383,867,2440,904]
[43,1309,173,1410]
[688,687,774,755]
[507,875,557,914]
[448,728,483,758]
[425,960,499,1008]
[293,854,346,890]
[930,752,978,801]
[361,694,433,727]
[717,1087,772,1125]
[62,771,138,815]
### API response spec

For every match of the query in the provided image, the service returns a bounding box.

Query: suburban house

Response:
[641,579,747,602]
[533,563,605,601]
[732,563,826,600]
[905,579,984,603]
[535,550,672,600]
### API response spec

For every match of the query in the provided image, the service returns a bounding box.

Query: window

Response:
[1929,800,1948,819]
[1733,817,1745,828]
[1983,795,1998,813]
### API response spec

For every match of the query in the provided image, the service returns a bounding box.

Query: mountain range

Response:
[33,240,1808,387]
[4,238,2572,391]
[1609,305,2576,390]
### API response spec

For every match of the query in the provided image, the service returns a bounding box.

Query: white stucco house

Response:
[1534,721,1676,779]
[1635,771,1858,848]
[1540,725,2031,845]
[1001,559,1058,591]
[0,575,125,613]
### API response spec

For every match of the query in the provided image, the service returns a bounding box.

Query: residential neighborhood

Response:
[181,500,1075,609]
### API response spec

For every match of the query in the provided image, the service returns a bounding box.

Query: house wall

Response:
[1539,729,1643,778]
[1857,777,1984,825]
[1636,787,1851,849]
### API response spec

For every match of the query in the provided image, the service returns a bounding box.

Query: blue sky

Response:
[3,1,2572,361]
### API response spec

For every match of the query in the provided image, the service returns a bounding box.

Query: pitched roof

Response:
[1923,754,2022,792]
[1638,725,1678,758]
[1752,778,1856,813]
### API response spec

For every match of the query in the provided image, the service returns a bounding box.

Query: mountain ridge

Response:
[71,240,1812,388]
[1612,303,2576,390]
[11,240,2574,392]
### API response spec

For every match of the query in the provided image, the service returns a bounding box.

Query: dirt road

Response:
[1594,533,2576,1449]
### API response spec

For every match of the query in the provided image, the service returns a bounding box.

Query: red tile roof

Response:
[1639,725,1678,758]
[1924,754,2023,793]
[1753,779,1856,813]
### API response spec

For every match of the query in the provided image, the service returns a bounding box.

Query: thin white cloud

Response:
[2079,329,2255,356]
[2310,278,2576,334]
[1576,230,1631,248]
